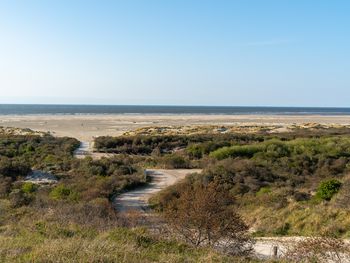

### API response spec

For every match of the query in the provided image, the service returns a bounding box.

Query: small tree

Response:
[162,182,253,256]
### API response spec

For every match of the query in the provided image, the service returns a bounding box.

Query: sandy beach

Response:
[1,114,350,142]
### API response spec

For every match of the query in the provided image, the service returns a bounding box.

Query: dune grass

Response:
[0,225,241,263]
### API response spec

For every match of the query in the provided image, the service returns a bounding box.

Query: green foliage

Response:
[9,188,35,207]
[161,154,190,169]
[95,133,261,155]
[0,134,79,178]
[50,185,79,201]
[210,144,263,160]
[0,157,31,179]
[210,137,350,161]
[186,144,204,159]
[4,126,350,251]
[274,223,291,236]
[153,132,350,238]
[186,141,231,159]
[0,130,242,261]
[256,187,272,196]
[316,179,342,201]
[0,130,145,206]
[21,182,37,194]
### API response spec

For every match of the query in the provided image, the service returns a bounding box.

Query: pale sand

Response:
[1,114,350,142]
[114,169,201,213]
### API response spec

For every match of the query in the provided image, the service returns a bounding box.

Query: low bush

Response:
[285,237,350,262]
[21,182,38,194]
[210,145,263,160]
[9,189,32,207]
[50,185,79,201]
[316,179,342,201]
[256,187,272,196]
[161,154,190,169]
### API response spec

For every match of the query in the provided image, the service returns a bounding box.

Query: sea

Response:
[0,104,350,116]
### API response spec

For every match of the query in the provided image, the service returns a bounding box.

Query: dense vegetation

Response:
[95,134,264,155]
[95,127,350,156]
[3,127,350,261]
[144,131,350,238]
[0,130,243,262]
[0,132,147,204]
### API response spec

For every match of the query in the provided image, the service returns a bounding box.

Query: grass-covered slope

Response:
[0,221,234,263]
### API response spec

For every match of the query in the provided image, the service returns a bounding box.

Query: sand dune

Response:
[1,114,350,141]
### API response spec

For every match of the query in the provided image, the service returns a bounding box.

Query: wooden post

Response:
[273,246,278,258]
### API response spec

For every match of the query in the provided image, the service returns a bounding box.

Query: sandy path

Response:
[113,169,201,213]
[74,141,92,159]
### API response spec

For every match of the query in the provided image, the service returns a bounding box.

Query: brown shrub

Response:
[162,182,253,256]
[284,237,350,262]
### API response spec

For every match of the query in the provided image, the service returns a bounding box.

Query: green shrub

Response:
[50,185,79,201]
[210,145,263,160]
[316,179,342,201]
[162,155,189,169]
[256,187,272,196]
[186,144,203,159]
[21,182,37,194]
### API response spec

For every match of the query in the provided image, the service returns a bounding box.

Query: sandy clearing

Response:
[113,169,201,213]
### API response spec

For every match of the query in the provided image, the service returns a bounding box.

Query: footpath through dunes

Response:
[74,141,91,158]
[72,140,350,261]
[113,169,201,213]
[73,141,115,159]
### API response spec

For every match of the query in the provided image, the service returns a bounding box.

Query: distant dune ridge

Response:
[1,113,350,142]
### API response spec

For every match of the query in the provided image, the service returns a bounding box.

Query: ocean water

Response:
[0,104,350,115]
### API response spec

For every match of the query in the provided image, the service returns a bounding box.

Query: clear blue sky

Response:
[0,0,349,106]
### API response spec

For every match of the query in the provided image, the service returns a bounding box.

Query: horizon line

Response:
[0,103,350,109]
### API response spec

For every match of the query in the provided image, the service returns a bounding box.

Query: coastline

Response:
[1,113,350,142]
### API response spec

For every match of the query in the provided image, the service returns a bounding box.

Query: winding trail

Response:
[73,143,348,260]
[74,141,114,159]
[112,169,299,259]
[73,142,201,214]
[113,169,201,213]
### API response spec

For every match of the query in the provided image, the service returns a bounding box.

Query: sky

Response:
[0,0,349,107]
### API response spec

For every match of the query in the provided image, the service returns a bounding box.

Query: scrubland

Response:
[2,126,350,262]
